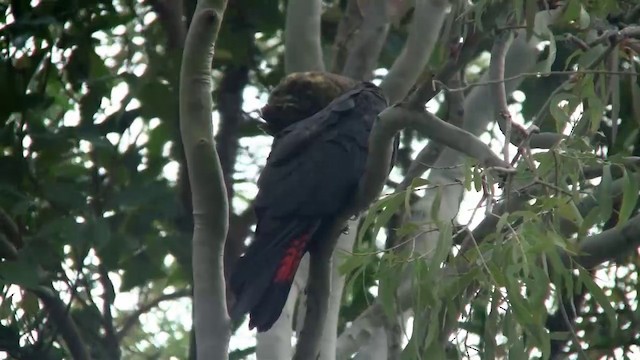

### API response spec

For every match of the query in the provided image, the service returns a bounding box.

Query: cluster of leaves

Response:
[337,1,640,359]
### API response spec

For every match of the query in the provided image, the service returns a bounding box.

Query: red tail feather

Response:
[274,233,310,283]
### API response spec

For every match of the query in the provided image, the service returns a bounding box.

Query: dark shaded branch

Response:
[581,157,640,179]
[179,3,230,358]
[33,287,89,360]
[224,205,255,304]
[341,0,390,80]
[284,0,325,73]
[98,265,119,359]
[0,207,21,260]
[215,65,250,201]
[547,272,591,358]
[587,25,640,47]
[117,288,192,341]
[293,222,345,360]
[149,0,187,50]
[216,65,252,310]
[574,212,640,269]
[489,30,528,160]
[330,0,362,74]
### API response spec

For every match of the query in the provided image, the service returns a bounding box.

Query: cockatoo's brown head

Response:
[260,72,358,135]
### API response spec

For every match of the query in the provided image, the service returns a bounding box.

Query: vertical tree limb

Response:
[318,218,359,360]
[285,0,325,73]
[179,2,230,358]
[379,0,450,103]
[341,0,390,80]
[330,0,362,74]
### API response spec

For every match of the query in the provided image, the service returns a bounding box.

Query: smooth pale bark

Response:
[179,1,230,358]
[379,0,450,103]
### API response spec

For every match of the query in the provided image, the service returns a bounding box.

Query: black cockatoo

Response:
[230,72,392,332]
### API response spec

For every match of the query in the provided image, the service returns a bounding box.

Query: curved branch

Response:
[341,0,390,80]
[399,72,465,189]
[285,0,325,73]
[357,104,514,208]
[33,287,90,360]
[575,213,640,269]
[379,0,450,103]
[179,2,230,359]
[117,289,191,341]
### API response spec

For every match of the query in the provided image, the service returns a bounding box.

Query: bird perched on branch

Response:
[230,72,393,332]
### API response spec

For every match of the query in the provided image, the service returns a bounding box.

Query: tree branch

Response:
[116,289,191,341]
[285,0,325,73]
[379,0,450,103]
[33,286,90,360]
[399,72,466,189]
[293,220,349,360]
[179,2,230,358]
[149,0,187,50]
[406,27,483,107]
[0,207,21,260]
[358,104,514,207]
[216,65,250,203]
[318,218,359,360]
[330,0,362,74]
[98,265,119,359]
[574,212,640,269]
[341,0,390,80]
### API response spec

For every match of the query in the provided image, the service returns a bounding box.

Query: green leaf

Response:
[505,311,527,360]
[579,207,601,239]
[630,70,640,127]
[617,168,639,227]
[430,187,443,223]
[337,250,374,276]
[463,159,473,191]
[597,165,613,221]
[561,0,581,25]
[431,222,452,266]
[20,292,40,316]
[86,217,111,249]
[548,93,578,133]
[505,274,533,325]
[534,26,557,73]
[377,256,400,320]
[578,267,617,335]
[0,295,13,319]
[0,258,41,288]
[577,46,607,69]
[473,166,483,192]
[496,212,510,234]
